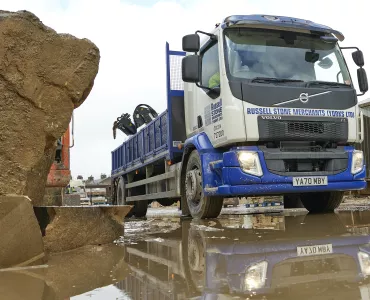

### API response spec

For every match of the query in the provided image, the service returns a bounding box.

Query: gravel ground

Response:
[144,195,370,218]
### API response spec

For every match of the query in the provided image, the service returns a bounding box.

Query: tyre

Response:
[283,194,304,209]
[300,191,344,213]
[133,200,148,218]
[158,199,175,206]
[130,184,148,218]
[185,151,223,219]
[116,177,148,218]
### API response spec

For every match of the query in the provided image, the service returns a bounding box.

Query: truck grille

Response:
[258,117,348,142]
[288,122,324,135]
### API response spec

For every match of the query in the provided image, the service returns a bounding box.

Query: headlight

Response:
[358,251,370,275]
[351,150,364,174]
[243,261,268,291]
[238,151,263,177]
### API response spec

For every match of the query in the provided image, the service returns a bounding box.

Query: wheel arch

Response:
[180,132,215,196]
[180,133,223,190]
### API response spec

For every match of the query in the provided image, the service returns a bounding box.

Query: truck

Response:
[111,14,369,219]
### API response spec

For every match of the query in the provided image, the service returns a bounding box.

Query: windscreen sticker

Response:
[246,107,355,118]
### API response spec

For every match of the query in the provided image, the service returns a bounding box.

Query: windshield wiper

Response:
[251,77,304,84]
[305,80,350,88]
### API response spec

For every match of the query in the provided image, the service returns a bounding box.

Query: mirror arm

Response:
[195,82,211,91]
[340,46,360,51]
[195,30,217,41]
[336,70,342,82]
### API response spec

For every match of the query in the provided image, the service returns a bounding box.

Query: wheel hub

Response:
[185,169,202,203]
[188,233,204,272]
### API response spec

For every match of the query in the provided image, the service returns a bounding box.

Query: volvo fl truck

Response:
[111,14,368,219]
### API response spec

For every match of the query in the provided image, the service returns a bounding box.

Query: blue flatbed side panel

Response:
[111,43,186,176]
[111,111,169,176]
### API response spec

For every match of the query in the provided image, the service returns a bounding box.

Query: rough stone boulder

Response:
[0,10,100,204]
[0,195,45,269]
[34,205,132,253]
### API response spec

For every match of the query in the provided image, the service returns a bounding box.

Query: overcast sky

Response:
[1,0,368,179]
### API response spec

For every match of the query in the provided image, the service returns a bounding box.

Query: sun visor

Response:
[222,15,345,42]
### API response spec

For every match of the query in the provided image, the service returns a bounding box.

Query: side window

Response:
[201,43,220,89]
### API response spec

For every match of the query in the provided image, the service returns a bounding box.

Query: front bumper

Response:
[212,181,367,196]
[204,146,366,197]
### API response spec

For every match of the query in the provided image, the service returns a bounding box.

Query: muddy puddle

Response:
[3,206,370,299]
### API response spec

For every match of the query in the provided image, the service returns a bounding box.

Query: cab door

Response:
[191,38,224,145]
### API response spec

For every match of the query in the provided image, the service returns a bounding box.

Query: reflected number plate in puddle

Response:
[293,176,328,186]
[297,244,333,257]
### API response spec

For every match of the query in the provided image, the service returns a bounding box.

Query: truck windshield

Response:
[224,28,351,85]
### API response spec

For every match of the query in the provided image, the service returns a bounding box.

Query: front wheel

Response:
[300,191,344,213]
[185,151,223,219]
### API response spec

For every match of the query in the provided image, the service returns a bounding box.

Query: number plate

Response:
[293,176,328,186]
[297,244,333,257]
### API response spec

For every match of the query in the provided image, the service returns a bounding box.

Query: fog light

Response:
[238,151,263,177]
[243,261,268,291]
[358,251,370,275]
[351,150,364,174]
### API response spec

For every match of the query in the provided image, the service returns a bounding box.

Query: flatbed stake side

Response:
[111,14,369,219]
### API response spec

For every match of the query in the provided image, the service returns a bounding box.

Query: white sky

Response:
[1,0,368,179]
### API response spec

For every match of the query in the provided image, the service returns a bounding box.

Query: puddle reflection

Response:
[2,211,370,299]
[118,211,370,299]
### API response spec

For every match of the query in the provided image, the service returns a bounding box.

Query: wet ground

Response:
[2,201,370,299]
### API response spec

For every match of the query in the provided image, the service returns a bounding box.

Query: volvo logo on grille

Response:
[273,91,332,107]
[299,93,309,103]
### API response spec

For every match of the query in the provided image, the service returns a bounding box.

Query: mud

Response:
[0,10,100,204]
[0,244,129,300]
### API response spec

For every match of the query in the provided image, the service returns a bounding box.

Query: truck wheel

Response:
[133,200,148,218]
[185,151,223,219]
[158,199,175,206]
[283,194,304,209]
[300,191,344,213]
[130,185,148,218]
[116,177,133,218]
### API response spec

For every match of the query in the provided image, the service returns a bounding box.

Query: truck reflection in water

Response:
[116,212,370,300]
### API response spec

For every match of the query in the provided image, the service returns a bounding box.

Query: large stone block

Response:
[0,10,100,204]
[34,205,132,253]
[0,195,44,269]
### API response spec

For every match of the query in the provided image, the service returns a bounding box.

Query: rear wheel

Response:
[116,177,148,218]
[185,151,223,219]
[300,191,344,213]
[130,184,148,218]
[158,199,175,206]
